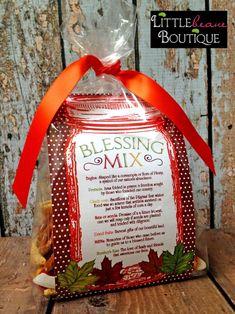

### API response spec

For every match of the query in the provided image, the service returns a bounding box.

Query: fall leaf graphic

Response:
[139,249,163,277]
[58,260,97,293]
[92,256,123,286]
[161,243,194,274]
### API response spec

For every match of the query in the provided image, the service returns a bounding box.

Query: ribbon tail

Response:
[116,70,215,175]
[12,55,95,208]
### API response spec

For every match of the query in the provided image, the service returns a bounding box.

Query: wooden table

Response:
[0,230,234,314]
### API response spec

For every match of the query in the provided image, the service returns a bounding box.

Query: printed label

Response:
[73,132,178,267]
[48,102,196,297]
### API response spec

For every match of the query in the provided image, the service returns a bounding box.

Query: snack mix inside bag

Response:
[23,1,210,300]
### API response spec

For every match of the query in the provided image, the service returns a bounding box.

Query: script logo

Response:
[151,11,227,48]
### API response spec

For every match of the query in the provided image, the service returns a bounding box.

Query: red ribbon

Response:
[12,55,215,208]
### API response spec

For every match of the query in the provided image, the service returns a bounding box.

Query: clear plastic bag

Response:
[30,1,207,300]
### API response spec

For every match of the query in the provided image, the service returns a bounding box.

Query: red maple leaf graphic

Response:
[92,256,123,286]
[139,249,163,277]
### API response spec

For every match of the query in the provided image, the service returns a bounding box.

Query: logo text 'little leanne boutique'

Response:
[151,11,227,48]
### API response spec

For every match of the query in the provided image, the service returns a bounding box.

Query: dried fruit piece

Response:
[37,204,53,257]
[32,199,55,290]
[38,236,52,256]
[35,200,54,260]
[43,254,54,273]
[31,239,46,266]
[33,273,56,289]
[43,288,57,297]
[193,256,207,271]
[35,266,44,276]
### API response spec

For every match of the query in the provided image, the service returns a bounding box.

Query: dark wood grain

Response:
[0,237,49,313]
[207,229,235,307]
[52,277,233,314]
[0,236,234,313]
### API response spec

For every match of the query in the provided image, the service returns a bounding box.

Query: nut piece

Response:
[31,239,46,266]
[43,254,54,273]
[33,273,56,289]
[43,288,57,297]
[193,256,207,271]
[32,200,55,292]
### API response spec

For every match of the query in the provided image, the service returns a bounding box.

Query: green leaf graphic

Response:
[58,260,97,293]
[158,12,166,17]
[192,28,200,34]
[161,243,194,274]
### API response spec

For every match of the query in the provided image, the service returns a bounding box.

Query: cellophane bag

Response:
[30,1,207,300]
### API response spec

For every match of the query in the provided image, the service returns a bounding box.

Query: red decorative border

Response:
[64,129,82,261]
[47,95,195,300]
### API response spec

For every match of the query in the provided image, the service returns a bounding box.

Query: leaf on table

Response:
[58,260,97,293]
[139,249,163,277]
[92,256,123,285]
[161,243,194,274]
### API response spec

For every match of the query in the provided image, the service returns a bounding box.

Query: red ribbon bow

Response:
[12,55,215,208]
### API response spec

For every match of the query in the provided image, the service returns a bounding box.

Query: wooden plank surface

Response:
[0,0,62,235]
[61,0,135,69]
[52,277,233,314]
[0,237,49,313]
[210,0,235,228]
[207,229,235,307]
[0,0,234,232]
[137,0,210,226]
[0,237,234,313]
